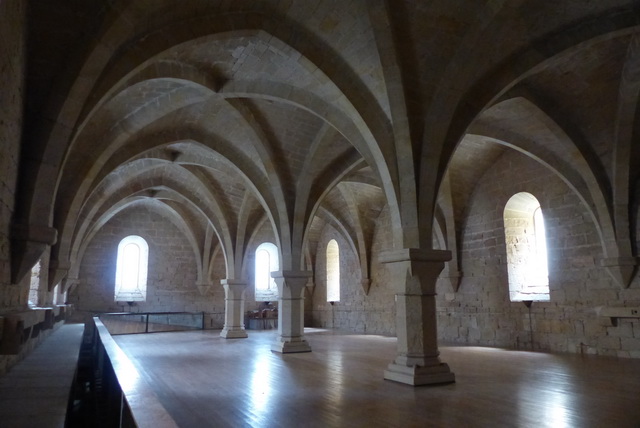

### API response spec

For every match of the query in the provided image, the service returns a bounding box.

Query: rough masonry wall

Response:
[0,0,25,308]
[0,1,56,374]
[309,210,396,335]
[436,149,640,357]
[72,206,226,325]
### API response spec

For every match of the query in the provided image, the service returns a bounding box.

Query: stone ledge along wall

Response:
[436,149,640,357]
[72,205,226,326]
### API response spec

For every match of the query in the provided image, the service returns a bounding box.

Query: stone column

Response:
[220,279,248,339]
[380,248,455,386]
[271,271,312,353]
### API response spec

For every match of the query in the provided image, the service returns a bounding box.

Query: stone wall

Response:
[436,149,640,357]
[0,0,25,308]
[308,209,396,335]
[0,2,64,374]
[306,149,640,357]
[70,150,640,356]
[241,216,396,335]
[71,205,226,326]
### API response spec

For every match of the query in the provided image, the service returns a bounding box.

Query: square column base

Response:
[384,362,455,386]
[220,328,248,339]
[271,340,312,353]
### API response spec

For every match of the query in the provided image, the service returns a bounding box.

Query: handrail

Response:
[103,311,204,316]
[92,317,178,427]
[99,311,205,335]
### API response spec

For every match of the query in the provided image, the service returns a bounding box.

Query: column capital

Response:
[271,271,312,298]
[220,279,247,296]
[380,248,451,295]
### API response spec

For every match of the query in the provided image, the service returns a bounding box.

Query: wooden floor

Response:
[114,329,640,428]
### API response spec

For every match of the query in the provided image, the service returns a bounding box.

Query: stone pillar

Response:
[380,248,455,386]
[271,271,312,353]
[220,279,248,339]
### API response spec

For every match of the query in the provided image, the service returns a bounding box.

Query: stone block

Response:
[597,336,621,350]
[481,328,496,341]
[606,322,634,338]
[621,338,640,351]
[468,328,481,341]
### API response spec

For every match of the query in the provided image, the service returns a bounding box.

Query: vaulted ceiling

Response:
[15,0,640,288]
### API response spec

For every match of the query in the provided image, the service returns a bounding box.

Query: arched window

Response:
[326,239,340,302]
[114,235,148,301]
[52,284,60,305]
[504,193,550,302]
[533,207,549,280]
[255,242,279,301]
[28,259,42,307]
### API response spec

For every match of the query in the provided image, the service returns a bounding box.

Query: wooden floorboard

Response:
[113,329,640,428]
